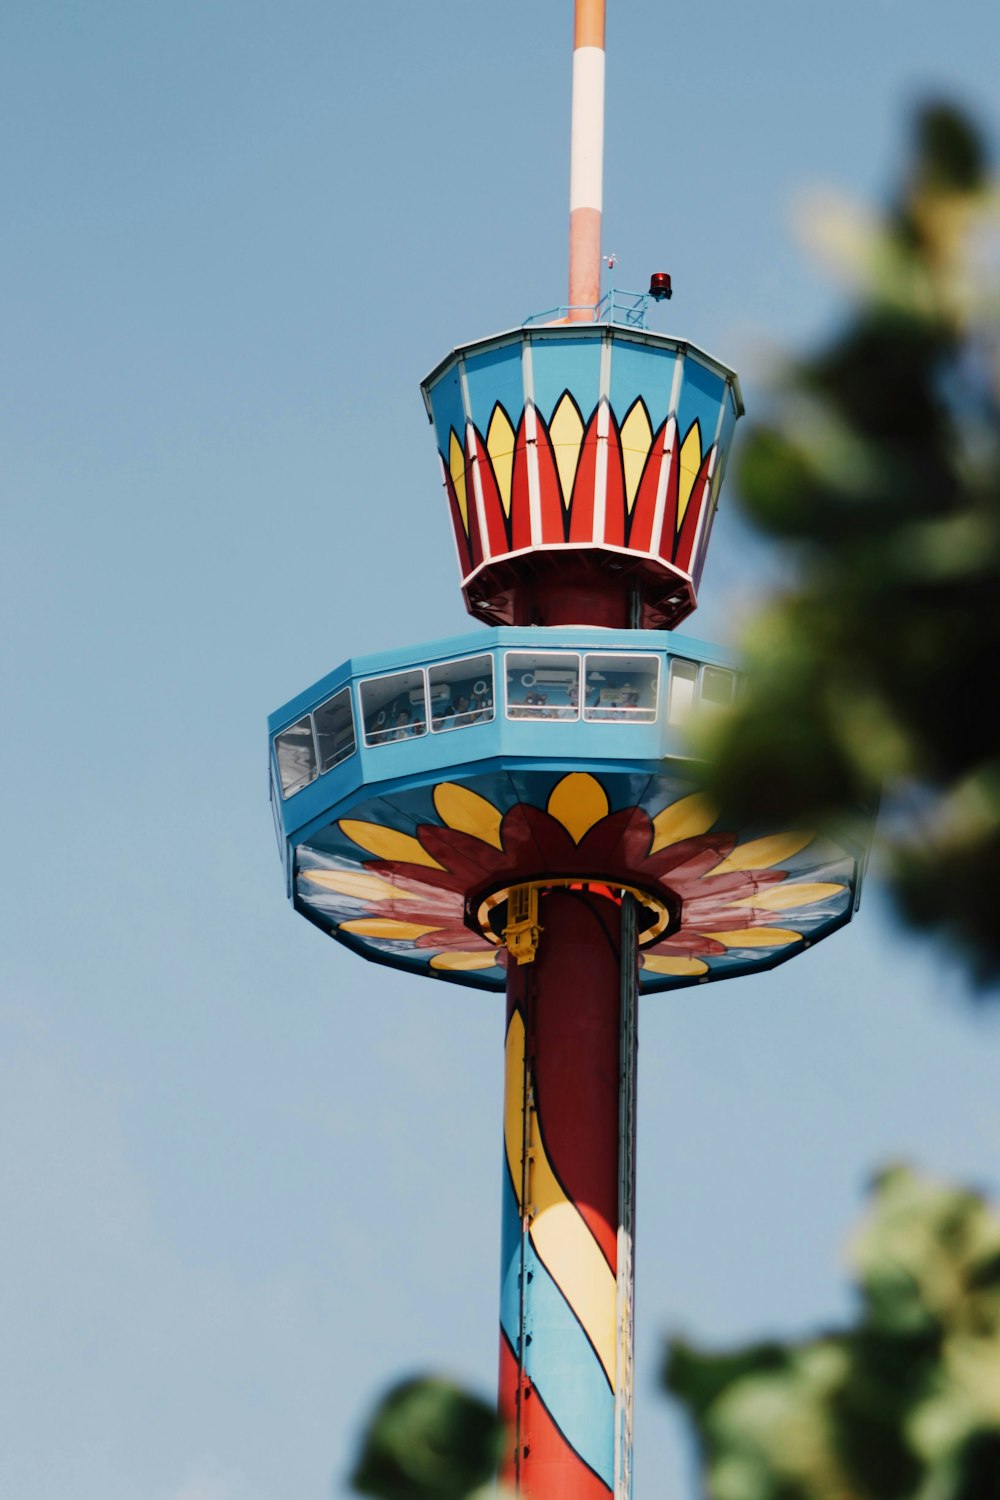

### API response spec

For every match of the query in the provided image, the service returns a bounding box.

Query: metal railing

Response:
[522,287,652,329]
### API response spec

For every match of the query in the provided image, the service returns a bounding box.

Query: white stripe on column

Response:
[459,359,492,561]
[521,340,543,544]
[592,333,613,539]
[569,47,605,212]
[688,380,732,577]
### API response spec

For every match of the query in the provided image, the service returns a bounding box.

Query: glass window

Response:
[701,666,736,712]
[274,715,317,797]
[667,659,699,724]
[314,687,356,772]
[505,652,580,720]
[429,655,495,733]
[360,669,427,746]
[583,654,659,723]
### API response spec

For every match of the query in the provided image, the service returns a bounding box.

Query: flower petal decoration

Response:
[295,767,858,993]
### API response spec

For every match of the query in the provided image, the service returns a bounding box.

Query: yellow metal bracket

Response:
[504,884,543,965]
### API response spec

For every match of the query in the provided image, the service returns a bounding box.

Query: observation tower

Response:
[268,5,867,1496]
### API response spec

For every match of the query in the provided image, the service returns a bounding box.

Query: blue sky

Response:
[3,3,999,1498]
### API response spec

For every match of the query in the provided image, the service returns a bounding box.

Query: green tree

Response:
[346,103,1000,1500]
[699,102,1000,985]
[665,1165,1000,1500]
[350,1376,505,1500]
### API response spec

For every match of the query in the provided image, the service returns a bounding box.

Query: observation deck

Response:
[269,627,864,996]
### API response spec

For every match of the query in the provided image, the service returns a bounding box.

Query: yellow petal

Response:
[547,773,610,845]
[430,950,500,971]
[732,881,843,912]
[549,392,585,509]
[641,955,709,976]
[448,428,468,532]
[301,869,406,902]
[433,783,504,850]
[338,820,445,870]
[486,404,516,517]
[651,791,718,853]
[620,398,653,513]
[340,918,440,941]
[676,419,703,529]
[703,926,801,948]
[707,831,813,877]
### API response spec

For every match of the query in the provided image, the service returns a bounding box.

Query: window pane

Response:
[505,653,580,720]
[701,666,736,709]
[429,655,495,732]
[360,670,427,746]
[667,659,698,724]
[583,654,658,722]
[275,716,317,797]
[314,687,356,772]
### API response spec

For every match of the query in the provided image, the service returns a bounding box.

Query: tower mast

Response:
[268,4,867,1498]
[568,0,606,318]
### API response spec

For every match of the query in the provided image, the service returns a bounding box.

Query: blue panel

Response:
[464,341,525,436]
[519,1231,615,1488]
[427,366,467,458]
[609,338,679,432]
[676,356,727,452]
[529,335,603,427]
[717,391,739,463]
[499,1165,523,1348]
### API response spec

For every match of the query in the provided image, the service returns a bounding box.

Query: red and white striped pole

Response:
[568,0,606,320]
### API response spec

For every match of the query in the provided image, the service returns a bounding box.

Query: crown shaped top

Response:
[422,323,742,630]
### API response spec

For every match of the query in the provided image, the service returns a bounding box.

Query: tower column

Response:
[499,887,637,1499]
[568,0,606,317]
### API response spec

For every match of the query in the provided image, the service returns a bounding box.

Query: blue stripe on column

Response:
[499,1173,615,1488]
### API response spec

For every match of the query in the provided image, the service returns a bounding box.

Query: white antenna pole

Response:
[568,0,606,320]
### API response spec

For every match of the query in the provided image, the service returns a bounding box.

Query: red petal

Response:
[627,418,668,552]
[468,425,511,556]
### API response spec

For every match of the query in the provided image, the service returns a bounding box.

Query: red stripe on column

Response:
[529,889,620,1272]
[533,409,568,543]
[626,419,666,551]
[655,424,681,561]
[674,450,714,573]
[499,1329,519,1488]
[469,426,512,555]
[601,408,626,547]
[511,411,533,551]
[521,1378,613,1500]
[442,467,473,576]
[568,407,600,542]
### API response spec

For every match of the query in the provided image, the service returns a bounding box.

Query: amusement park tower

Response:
[268,4,866,1496]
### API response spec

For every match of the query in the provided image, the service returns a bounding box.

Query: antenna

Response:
[568,0,606,319]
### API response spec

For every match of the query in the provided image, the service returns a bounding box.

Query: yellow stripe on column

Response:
[504,1011,617,1387]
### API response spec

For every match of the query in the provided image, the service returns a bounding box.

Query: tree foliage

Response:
[665,1165,1000,1500]
[350,1376,504,1500]
[699,102,1000,984]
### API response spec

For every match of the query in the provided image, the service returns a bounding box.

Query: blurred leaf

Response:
[700,100,1000,988]
[665,1166,1000,1500]
[351,1376,504,1500]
